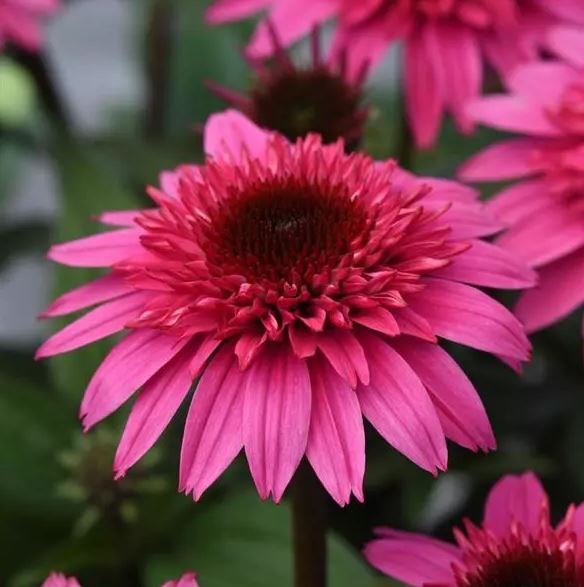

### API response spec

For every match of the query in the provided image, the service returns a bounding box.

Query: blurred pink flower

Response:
[206,0,584,148]
[38,110,532,506]
[42,572,198,587]
[460,52,584,346]
[0,0,59,52]
[365,472,584,587]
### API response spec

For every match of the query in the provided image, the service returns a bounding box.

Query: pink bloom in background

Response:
[42,572,198,587]
[206,0,584,148]
[209,24,368,148]
[37,109,533,506]
[460,51,584,351]
[365,472,584,587]
[0,0,59,52]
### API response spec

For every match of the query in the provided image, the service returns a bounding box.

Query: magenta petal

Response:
[80,329,190,430]
[487,179,552,225]
[410,277,531,362]
[36,292,151,359]
[317,330,370,388]
[97,210,146,227]
[161,573,199,587]
[435,239,537,290]
[547,25,584,67]
[206,0,269,23]
[515,247,584,333]
[393,339,495,452]
[306,358,365,506]
[484,472,549,538]
[357,332,447,474]
[180,343,245,500]
[243,344,311,502]
[40,274,131,318]
[48,228,143,268]
[115,346,194,477]
[364,529,461,587]
[41,574,82,587]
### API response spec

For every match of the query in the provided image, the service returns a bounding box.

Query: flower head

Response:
[209,24,368,148]
[460,52,584,346]
[0,0,59,52]
[207,0,584,147]
[37,110,532,506]
[42,572,198,587]
[364,472,584,587]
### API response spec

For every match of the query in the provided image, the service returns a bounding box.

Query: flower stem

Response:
[291,461,328,587]
[397,111,413,171]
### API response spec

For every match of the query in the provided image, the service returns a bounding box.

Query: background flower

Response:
[42,572,198,587]
[0,0,59,52]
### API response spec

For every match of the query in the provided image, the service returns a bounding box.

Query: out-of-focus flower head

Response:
[37,109,533,506]
[365,472,584,587]
[206,0,584,147]
[0,0,59,52]
[460,48,584,353]
[42,572,198,587]
[209,23,369,150]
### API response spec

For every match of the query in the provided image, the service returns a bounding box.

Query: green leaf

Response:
[145,491,375,587]
[0,57,36,127]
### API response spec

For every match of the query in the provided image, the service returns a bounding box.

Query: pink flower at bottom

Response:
[365,472,584,587]
[37,109,533,506]
[460,52,584,349]
[0,0,59,52]
[42,572,198,587]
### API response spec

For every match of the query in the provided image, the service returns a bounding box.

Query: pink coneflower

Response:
[37,109,532,506]
[364,472,584,587]
[0,0,59,52]
[207,0,584,148]
[42,572,198,587]
[209,25,368,149]
[460,52,584,348]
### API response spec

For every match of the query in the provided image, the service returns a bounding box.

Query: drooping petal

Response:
[306,357,365,506]
[409,278,531,362]
[487,179,552,225]
[484,472,549,538]
[80,329,190,430]
[357,332,447,474]
[36,292,151,359]
[393,339,495,452]
[180,343,245,500]
[115,345,195,477]
[243,343,311,502]
[317,329,370,388]
[364,529,461,587]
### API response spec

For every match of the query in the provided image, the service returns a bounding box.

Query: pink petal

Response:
[484,472,549,538]
[206,0,269,23]
[317,330,370,388]
[487,179,552,225]
[572,503,584,560]
[357,332,447,474]
[161,573,199,587]
[114,345,195,477]
[458,139,540,182]
[97,210,143,227]
[352,306,400,336]
[40,274,131,318]
[515,247,584,333]
[434,239,537,290]
[436,201,503,239]
[537,0,584,25]
[80,329,190,430]
[421,177,480,204]
[306,358,365,506]
[243,344,311,502]
[364,529,461,587]
[409,277,531,361]
[481,30,535,75]
[467,96,562,137]
[393,339,495,452]
[547,25,584,67]
[42,574,82,587]
[394,307,437,343]
[204,109,269,163]
[35,292,151,359]
[180,343,245,500]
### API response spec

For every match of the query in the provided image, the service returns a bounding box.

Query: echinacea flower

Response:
[208,24,368,149]
[206,0,584,148]
[0,0,59,52]
[37,109,533,506]
[364,472,584,587]
[460,52,584,351]
[42,572,198,587]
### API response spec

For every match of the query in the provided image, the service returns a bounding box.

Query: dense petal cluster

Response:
[0,0,59,51]
[42,572,198,587]
[460,49,584,348]
[37,109,533,506]
[365,472,584,587]
[206,0,584,147]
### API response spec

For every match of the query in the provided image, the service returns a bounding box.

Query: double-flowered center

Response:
[460,540,582,587]
[211,177,369,283]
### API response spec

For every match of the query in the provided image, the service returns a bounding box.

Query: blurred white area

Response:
[0,0,143,347]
